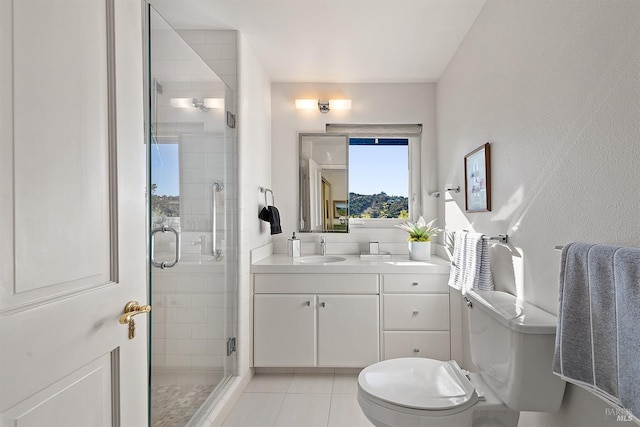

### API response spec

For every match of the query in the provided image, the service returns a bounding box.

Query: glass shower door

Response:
[147,6,237,427]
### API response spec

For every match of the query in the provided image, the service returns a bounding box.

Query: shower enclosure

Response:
[147,7,238,426]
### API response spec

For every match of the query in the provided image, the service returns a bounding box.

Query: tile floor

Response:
[220,373,374,427]
[151,384,215,427]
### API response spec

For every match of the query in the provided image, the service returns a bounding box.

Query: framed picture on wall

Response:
[333,200,347,218]
[464,143,491,212]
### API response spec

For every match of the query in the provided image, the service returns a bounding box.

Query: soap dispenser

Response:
[288,232,301,257]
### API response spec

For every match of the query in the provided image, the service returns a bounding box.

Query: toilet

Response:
[357,290,566,427]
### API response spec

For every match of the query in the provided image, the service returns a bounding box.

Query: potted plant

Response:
[396,216,443,261]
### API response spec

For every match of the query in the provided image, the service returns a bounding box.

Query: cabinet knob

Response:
[320,302,326,307]
[412,282,419,286]
[305,301,311,306]
[413,348,420,353]
[412,310,419,315]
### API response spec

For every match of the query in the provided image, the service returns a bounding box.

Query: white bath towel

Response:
[448,231,494,294]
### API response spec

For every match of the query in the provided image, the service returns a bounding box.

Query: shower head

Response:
[192,98,209,112]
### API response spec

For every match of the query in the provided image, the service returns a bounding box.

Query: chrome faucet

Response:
[320,236,326,256]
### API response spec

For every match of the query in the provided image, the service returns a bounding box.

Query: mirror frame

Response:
[298,133,349,233]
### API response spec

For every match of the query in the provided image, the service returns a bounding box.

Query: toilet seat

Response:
[358,358,479,414]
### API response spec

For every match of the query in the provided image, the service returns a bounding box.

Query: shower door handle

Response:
[211,181,224,261]
[151,225,181,269]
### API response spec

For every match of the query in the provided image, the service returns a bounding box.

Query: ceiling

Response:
[150,0,486,83]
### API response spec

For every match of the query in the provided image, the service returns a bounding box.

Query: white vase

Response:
[408,241,431,261]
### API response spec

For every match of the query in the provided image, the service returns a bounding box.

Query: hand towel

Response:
[258,206,271,222]
[267,205,282,235]
[448,231,494,294]
[553,242,640,421]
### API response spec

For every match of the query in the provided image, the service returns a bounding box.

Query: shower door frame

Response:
[145,4,238,426]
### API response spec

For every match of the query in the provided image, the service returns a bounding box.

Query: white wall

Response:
[437,1,640,426]
[237,33,272,379]
[178,30,238,90]
[271,82,438,254]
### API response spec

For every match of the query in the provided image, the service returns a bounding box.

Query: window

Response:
[349,138,409,219]
[151,141,180,219]
[326,123,423,227]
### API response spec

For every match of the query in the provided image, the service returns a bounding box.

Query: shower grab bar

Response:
[151,225,181,269]
[212,181,224,261]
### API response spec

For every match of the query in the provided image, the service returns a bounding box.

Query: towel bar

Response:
[259,186,275,206]
[483,234,508,244]
[429,186,460,198]
[461,230,508,244]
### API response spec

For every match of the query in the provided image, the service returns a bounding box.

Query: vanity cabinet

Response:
[253,274,380,367]
[382,273,450,361]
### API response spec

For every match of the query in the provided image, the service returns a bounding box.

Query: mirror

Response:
[299,133,349,233]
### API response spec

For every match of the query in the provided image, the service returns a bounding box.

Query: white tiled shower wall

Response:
[151,261,233,385]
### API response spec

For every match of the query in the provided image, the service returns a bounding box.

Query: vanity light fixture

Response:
[295,99,352,113]
[170,97,224,112]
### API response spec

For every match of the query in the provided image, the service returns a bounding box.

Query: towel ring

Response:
[259,187,275,206]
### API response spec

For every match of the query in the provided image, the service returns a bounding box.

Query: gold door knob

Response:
[119,301,151,339]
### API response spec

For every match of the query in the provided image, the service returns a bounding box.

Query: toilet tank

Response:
[466,290,566,412]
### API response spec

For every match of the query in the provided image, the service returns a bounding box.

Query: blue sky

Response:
[151,143,180,196]
[349,145,408,197]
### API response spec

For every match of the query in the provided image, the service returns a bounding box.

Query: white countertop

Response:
[251,254,451,274]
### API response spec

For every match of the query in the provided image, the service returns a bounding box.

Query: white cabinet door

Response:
[318,295,379,367]
[0,0,146,425]
[254,294,317,366]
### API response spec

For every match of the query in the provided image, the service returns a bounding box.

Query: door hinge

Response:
[227,337,237,356]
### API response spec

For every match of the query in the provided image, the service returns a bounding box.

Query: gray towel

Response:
[553,242,594,385]
[448,231,494,294]
[553,242,640,420]
[615,247,640,419]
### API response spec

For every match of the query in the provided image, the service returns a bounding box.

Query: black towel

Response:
[258,205,282,235]
[268,206,282,235]
[258,206,271,222]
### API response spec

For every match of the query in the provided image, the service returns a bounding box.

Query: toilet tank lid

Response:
[466,290,558,334]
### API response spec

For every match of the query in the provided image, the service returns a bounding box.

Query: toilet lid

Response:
[358,358,477,410]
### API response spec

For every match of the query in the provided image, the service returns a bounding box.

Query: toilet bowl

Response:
[357,290,566,427]
[357,358,519,427]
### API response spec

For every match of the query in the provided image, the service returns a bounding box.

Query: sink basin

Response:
[294,255,346,264]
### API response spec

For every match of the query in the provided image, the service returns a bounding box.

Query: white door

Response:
[0,0,147,426]
[318,295,380,367]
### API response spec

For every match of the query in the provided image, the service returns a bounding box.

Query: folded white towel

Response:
[448,231,494,294]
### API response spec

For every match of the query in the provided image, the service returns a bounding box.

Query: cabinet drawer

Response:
[383,274,449,293]
[383,294,449,330]
[254,274,378,294]
[383,331,450,361]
